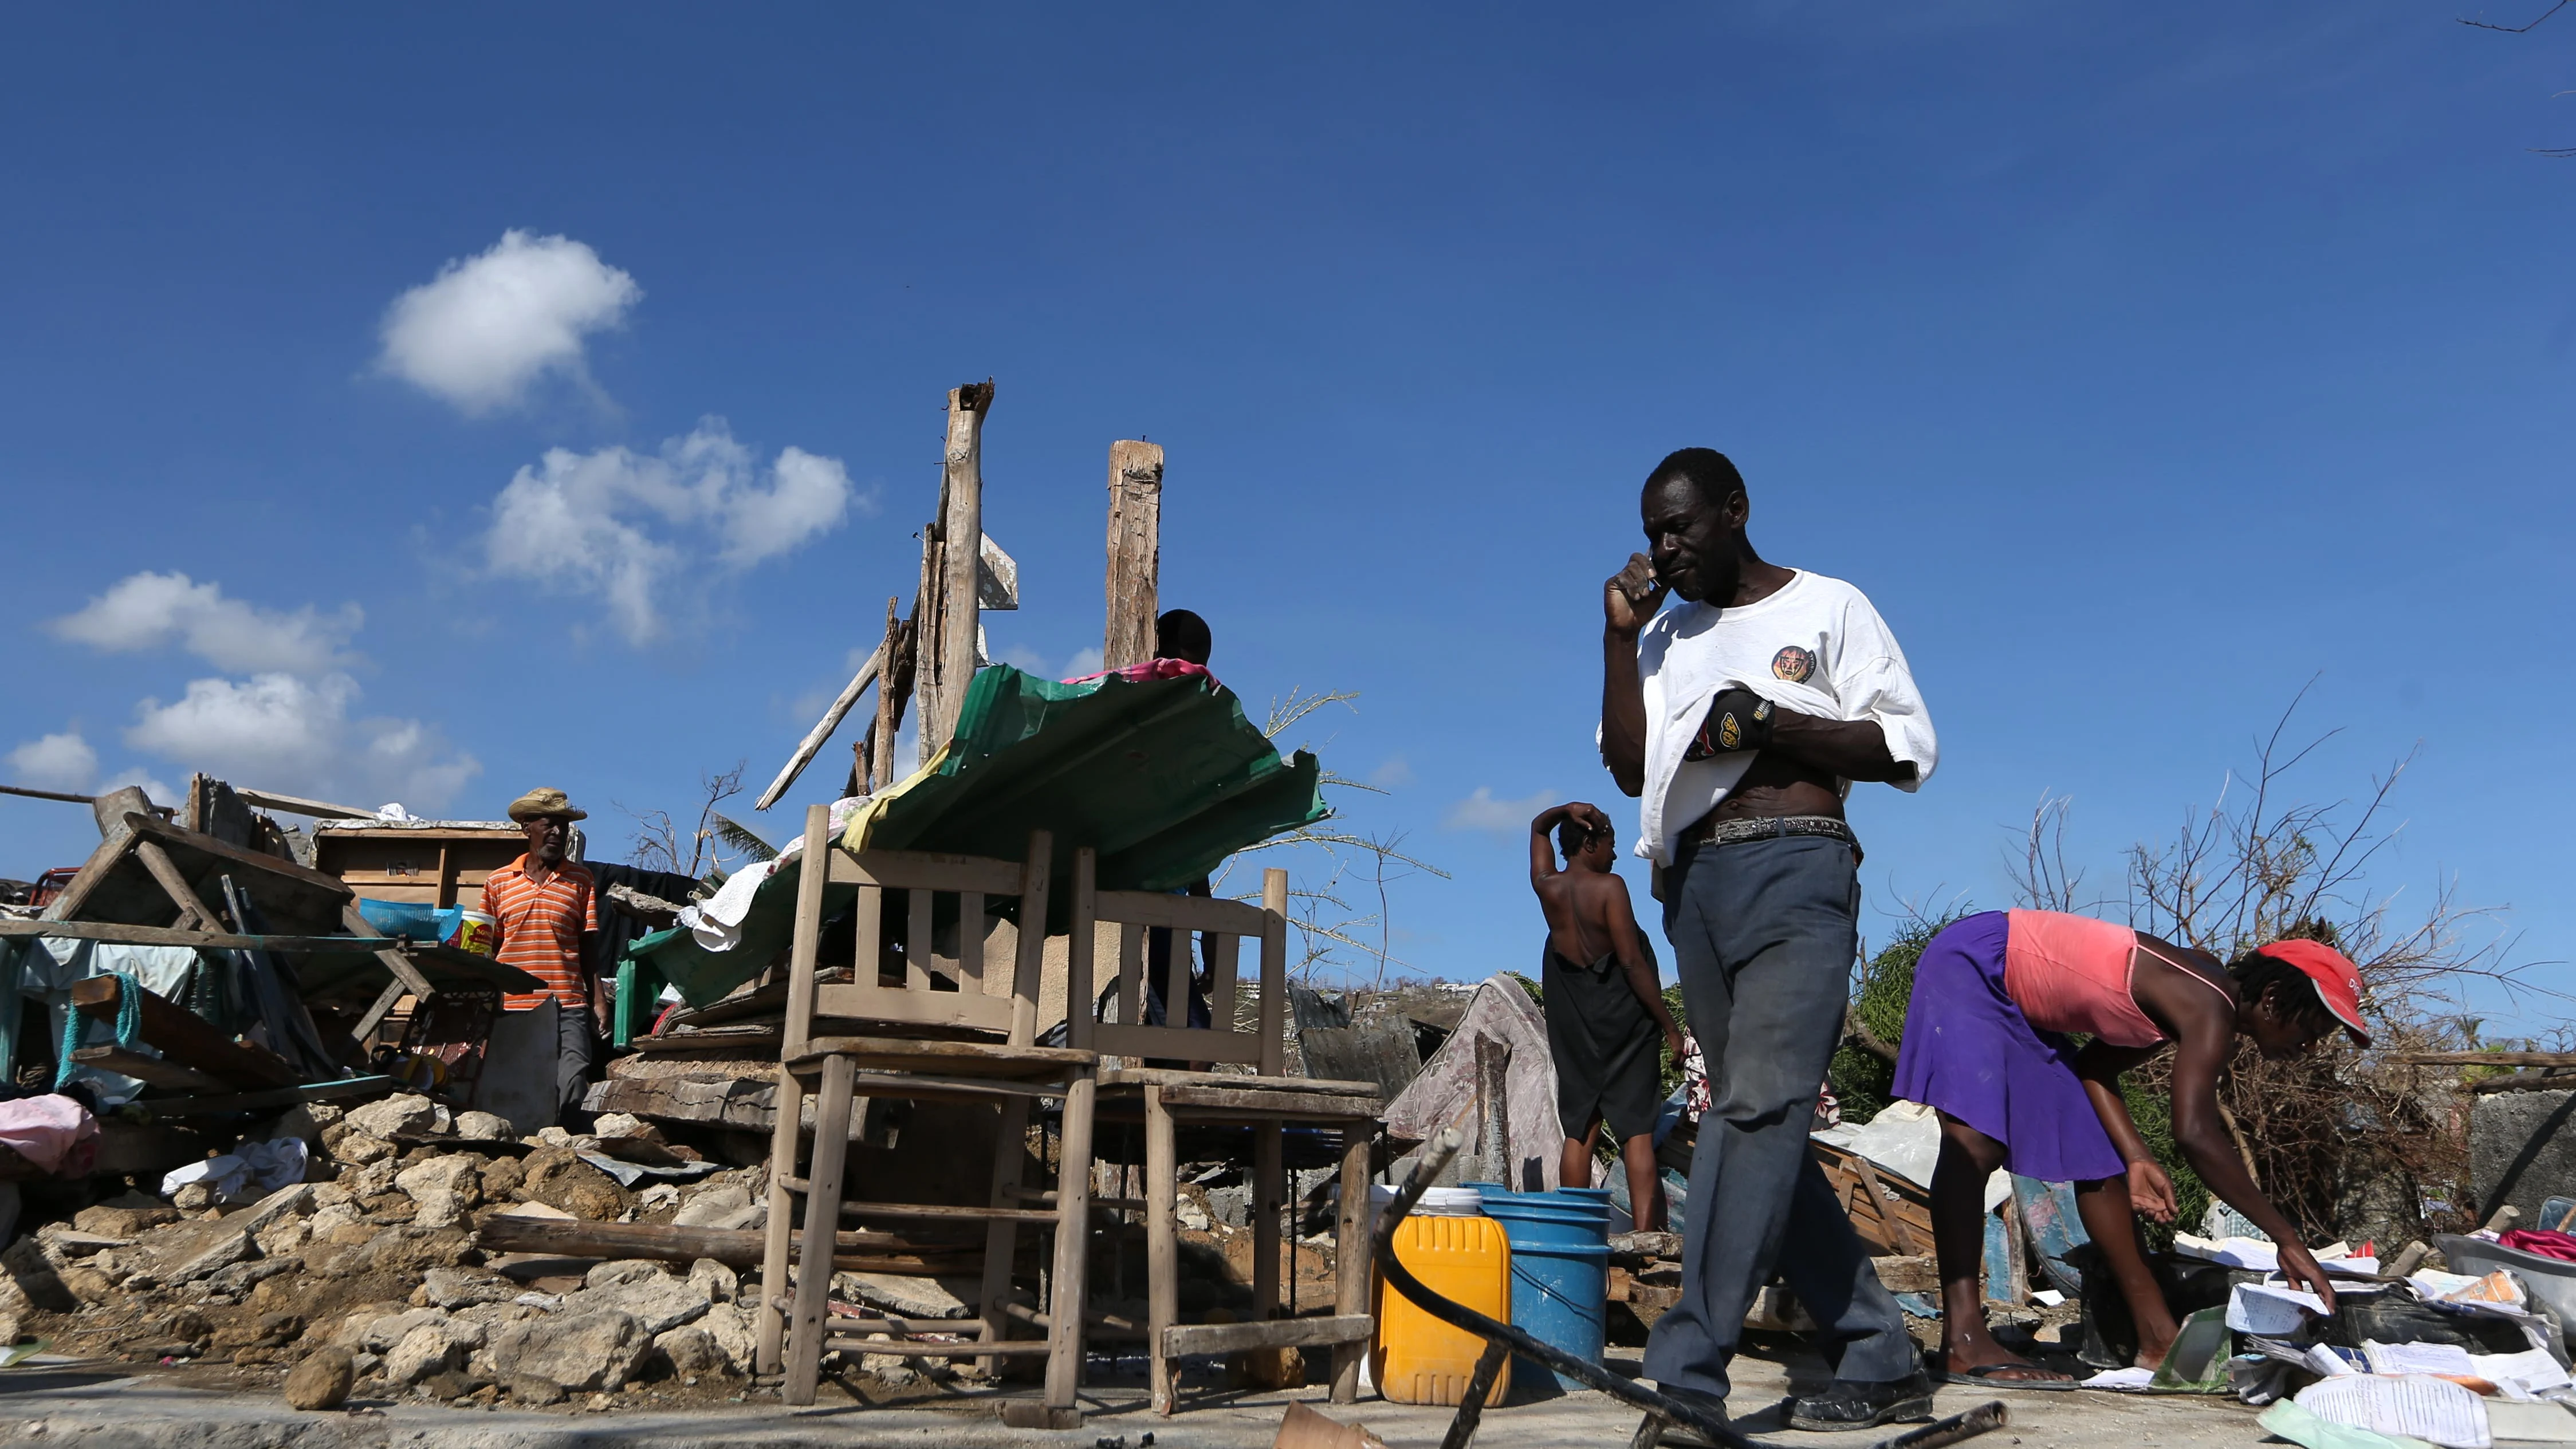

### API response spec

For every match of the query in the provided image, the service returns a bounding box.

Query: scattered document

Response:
[2295,1375,2492,1449]
[2082,1366,2157,1391]
[2361,1341,2479,1378]
[2231,1282,2331,1336]
[2306,1343,2365,1378]
[2464,1346,2571,1398]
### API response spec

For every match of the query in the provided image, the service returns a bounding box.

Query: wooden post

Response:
[934,381,994,759]
[871,597,907,791]
[1330,1124,1372,1403]
[757,803,833,1376]
[1044,1074,1097,1411]
[912,516,946,772]
[786,1054,858,1405]
[1102,440,1164,670]
[1145,1085,1179,1415]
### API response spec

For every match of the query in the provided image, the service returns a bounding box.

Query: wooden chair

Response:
[1067,849,1382,1415]
[754,804,1099,1422]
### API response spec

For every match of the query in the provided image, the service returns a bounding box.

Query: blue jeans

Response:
[1641,833,1916,1400]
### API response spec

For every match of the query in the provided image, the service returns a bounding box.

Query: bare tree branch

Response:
[2460,0,2570,31]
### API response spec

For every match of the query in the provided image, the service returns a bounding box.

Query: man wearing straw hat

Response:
[485,787,601,1128]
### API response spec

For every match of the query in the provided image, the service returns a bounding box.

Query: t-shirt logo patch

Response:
[1772,645,1816,683]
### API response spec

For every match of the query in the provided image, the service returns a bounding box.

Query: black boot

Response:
[1787,1369,1936,1431]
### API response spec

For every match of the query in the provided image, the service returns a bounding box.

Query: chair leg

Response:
[754,1064,807,1377]
[1145,1085,1179,1416]
[786,1054,858,1407]
[1331,1124,1372,1404]
[978,1095,1032,1373]
[1252,1122,1284,1321]
[1044,1075,1096,1413]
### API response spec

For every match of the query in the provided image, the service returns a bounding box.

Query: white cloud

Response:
[49,572,362,674]
[1370,757,1417,790]
[1064,647,1104,678]
[998,644,1105,682]
[484,419,864,644]
[99,767,175,805]
[377,230,640,415]
[125,672,479,812]
[6,731,98,792]
[1441,785,1558,837]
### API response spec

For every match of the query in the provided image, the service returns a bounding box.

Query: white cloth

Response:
[675,793,870,952]
[160,1136,308,1202]
[1622,570,1937,866]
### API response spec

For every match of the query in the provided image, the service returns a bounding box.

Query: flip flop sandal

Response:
[1938,1363,2081,1391]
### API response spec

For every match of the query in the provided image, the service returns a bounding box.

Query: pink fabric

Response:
[2002,909,2164,1048]
[0,1094,100,1175]
[2502,1228,2576,1262]
[1063,659,1219,688]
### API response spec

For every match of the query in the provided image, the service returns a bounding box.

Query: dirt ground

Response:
[0,1340,2276,1449]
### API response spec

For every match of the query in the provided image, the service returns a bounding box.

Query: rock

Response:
[344,1094,442,1140]
[636,1183,682,1212]
[203,1258,296,1299]
[489,1310,651,1391]
[556,1275,712,1335]
[421,1266,514,1309]
[699,1303,756,1374]
[672,1183,761,1231]
[342,1159,399,1198]
[533,1127,575,1147]
[590,1112,658,1140]
[384,1321,465,1384]
[518,1148,630,1220]
[410,1190,468,1229]
[284,1347,355,1410]
[310,1182,353,1207]
[172,1183,217,1214]
[396,1154,481,1202]
[254,1219,312,1257]
[333,1133,397,1167]
[1176,1198,1211,1231]
[1,1238,78,1313]
[455,1111,510,1141]
[687,1258,738,1304]
[76,1203,177,1238]
[506,1373,567,1404]
[236,1183,316,1233]
[160,1227,254,1283]
[651,1325,722,1378]
[585,1259,673,1291]
[355,1306,449,1353]
[58,1265,113,1305]
[835,1271,967,1320]
[478,1157,525,1199]
[306,1202,362,1238]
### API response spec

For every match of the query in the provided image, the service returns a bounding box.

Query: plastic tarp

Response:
[627,663,1327,1007]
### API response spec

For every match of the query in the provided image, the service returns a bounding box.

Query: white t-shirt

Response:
[1620,569,1937,866]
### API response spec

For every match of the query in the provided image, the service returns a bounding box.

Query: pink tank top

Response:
[2001,909,2164,1048]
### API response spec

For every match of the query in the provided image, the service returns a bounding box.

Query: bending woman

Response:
[1889,911,2368,1384]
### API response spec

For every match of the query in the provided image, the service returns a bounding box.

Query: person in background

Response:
[1153,608,1212,668]
[486,788,601,1128]
[1529,800,1686,1230]
[1894,914,2365,1385]
[1600,447,1939,1432]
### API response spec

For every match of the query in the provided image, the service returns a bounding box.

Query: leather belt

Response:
[1678,813,1859,852]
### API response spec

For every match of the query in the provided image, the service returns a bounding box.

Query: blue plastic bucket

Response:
[1473,1187,1611,1392]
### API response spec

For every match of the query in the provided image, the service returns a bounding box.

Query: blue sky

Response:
[1,5,2567,1024]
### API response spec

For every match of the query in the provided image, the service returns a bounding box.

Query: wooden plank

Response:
[871,598,907,793]
[1099,1067,1378,1096]
[71,976,299,1089]
[1253,1121,1283,1322]
[754,644,882,812]
[123,812,352,897]
[826,849,1022,896]
[132,1075,398,1118]
[906,881,933,991]
[0,782,172,813]
[0,920,398,952]
[813,983,1014,1034]
[1117,923,1143,1045]
[958,890,985,994]
[787,1053,859,1405]
[36,825,145,928]
[69,1047,229,1094]
[1102,439,1164,671]
[792,1036,1092,1071]
[131,840,215,930]
[475,1212,967,1270]
[1332,1126,1372,1403]
[820,1336,1051,1356]
[912,522,945,773]
[1163,1314,1373,1358]
[2392,1051,2576,1068]
[231,788,377,821]
[1006,832,1052,1045]
[1067,850,1098,1052]
[934,380,992,753]
[1258,871,1288,1077]
[1044,1074,1097,1409]
[1093,889,1269,937]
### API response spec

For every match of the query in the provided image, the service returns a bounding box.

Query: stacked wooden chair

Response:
[1068,848,1383,1415]
[755,804,1098,1421]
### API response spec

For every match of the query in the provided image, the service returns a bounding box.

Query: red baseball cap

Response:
[2253,939,2370,1046]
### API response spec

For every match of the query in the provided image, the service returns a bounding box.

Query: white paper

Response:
[2082,1367,2157,1390]
[2295,1375,2492,1449]
[2306,1343,2362,1377]
[2363,1340,2478,1377]
[2467,1347,2572,1396]
[2032,1288,2066,1307]
[2175,1231,2279,1269]
[2231,1282,2330,1336]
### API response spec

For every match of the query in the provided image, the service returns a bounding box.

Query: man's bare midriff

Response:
[1699,751,1845,826]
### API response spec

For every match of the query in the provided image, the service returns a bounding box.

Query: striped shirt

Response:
[482,855,599,1011]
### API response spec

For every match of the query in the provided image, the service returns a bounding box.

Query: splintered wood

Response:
[1102,439,1164,670]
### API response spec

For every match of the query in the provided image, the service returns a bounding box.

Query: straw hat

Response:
[506,786,588,822]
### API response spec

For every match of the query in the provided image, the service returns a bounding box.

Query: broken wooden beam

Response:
[129,1074,399,1118]
[70,975,300,1089]
[934,380,994,752]
[229,788,378,821]
[0,920,388,952]
[1102,439,1164,671]
[475,1212,978,1273]
[754,643,884,812]
[68,1047,230,1094]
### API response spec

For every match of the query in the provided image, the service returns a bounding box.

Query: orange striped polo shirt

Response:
[481,855,599,1010]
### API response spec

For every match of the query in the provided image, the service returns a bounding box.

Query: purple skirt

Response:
[1890,911,2126,1184]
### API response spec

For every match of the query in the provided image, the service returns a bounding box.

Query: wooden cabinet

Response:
[312,824,526,909]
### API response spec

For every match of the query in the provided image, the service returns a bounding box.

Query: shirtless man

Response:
[1530,801,1688,1230]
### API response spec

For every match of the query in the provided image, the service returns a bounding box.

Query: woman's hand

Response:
[2126,1159,2177,1222]
[1665,1026,1689,1067]
[2276,1242,2341,1313]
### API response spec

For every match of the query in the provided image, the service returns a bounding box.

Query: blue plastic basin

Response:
[1472,1187,1612,1392]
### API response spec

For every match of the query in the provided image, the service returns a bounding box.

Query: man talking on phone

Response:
[1600,448,1940,1432]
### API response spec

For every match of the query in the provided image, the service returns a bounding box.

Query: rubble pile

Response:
[5,1094,799,1408]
